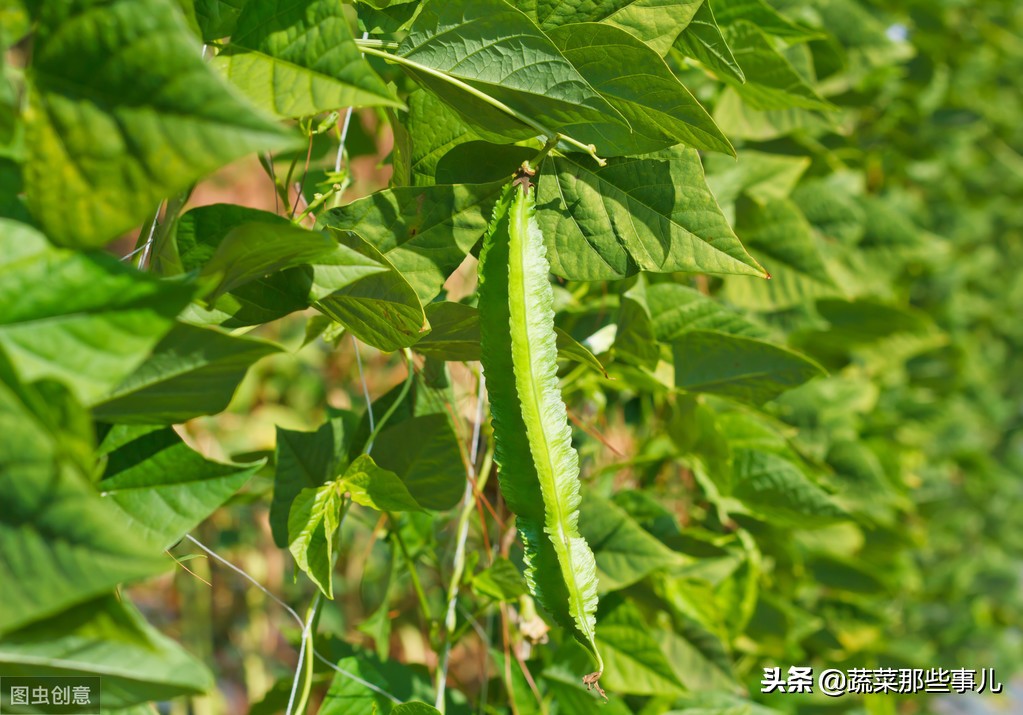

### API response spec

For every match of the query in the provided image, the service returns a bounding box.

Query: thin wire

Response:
[184,534,404,703]
[184,535,304,628]
[352,335,376,451]
[313,651,403,704]
[137,206,162,269]
[334,32,370,175]
[121,243,149,262]
[284,604,314,715]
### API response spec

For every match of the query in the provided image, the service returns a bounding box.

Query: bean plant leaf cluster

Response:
[0,0,1020,713]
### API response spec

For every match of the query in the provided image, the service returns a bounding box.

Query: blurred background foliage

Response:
[2,0,1022,713]
[160,0,1023,711]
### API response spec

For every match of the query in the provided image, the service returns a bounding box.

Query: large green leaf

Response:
[580,493,686,594]
[413,301,481,362]
[319,180,505,302]
[724,198,840,310]
[721,21,832,111]
[525,0,704,56]
[472,557,529,602]
[315,233,428,352]
[537,147,767,281]
[731,448,848,527]
[672,0,745,83]
[289,481,342,597]
[595,598,686,695]
[371,414,465,511]
[198,221,383,303]
[98,424,262,548]
[394,90,534,187]
[271,415,353,547]
[194,0,250,40]
[0,222,194,405]
[712,85,832,142]
[91,323,281,424]
[0,595,213,708]
[392,704,442,715]
[713,0,820,41]
[0,355,167,636]
[395,0,624,143]
[341,454,423,512]
[646,283,768,341]
[215,0,401,118]
[177,204,385,327]
[613,277,660,370]
[704,151,811,211]
[673,330,824,405]
[24,0,298,247]
[546,22,733,156]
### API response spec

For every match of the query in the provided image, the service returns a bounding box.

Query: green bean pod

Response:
[478,166,603,681]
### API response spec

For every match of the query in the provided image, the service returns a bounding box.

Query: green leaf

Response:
[0,221,194,405]
[371,414,466,511]
[392,704,442,715]
[478,182,602,670]
[0,356,167,636]
[271,416,353,548]
[194,0,250,40]
[289,482,342,597]
[526,0,703,56]
[91,323,281,424]
[319,180,506,303]
[555,327,608,376]
[721,21,832,111]
[646,283,767,341]
[704,150,811,209]
[713,0,820,41]
[341,454,423,512]
[215,0,401,118]
[25,0,298,247]
[546,22,733,156]
[724,198,839,310]
[319,656,393,715]
[596,598,685,695]
[98,424,262,548]
[414,301,481,361]
[537,147,767,281]
[673,330,825,405]
[672,0,745,83]
[178,204,385,327]
[665,692,785,715]
[731,448,848,527]
[580,493,686,594]
[395,0,624,143]
[712,85,831,142]
[472,557,529,602]
[199,221,383,304]
[613,277,659,370]
[315,233,428,352]
[0,594,213,708]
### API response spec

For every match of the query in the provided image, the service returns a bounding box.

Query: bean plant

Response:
[0,0,1021,714]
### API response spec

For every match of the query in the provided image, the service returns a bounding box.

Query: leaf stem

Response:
[356,45,606,166]
[434,372,489,711]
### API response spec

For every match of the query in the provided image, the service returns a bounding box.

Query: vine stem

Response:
[355,44,606,166]
[434,371,488,711]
